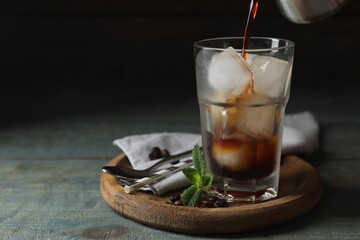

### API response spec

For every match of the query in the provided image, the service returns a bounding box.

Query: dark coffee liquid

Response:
[206,133,278,180]
[242,0,259,60]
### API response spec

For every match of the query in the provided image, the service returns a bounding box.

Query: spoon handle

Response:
[149,148,197,173]
[123,159,193,194]
[102,147,200,178]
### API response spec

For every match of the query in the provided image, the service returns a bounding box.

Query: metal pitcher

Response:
[275,0,349,24]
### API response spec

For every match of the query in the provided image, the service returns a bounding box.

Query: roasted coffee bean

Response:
[208,197,217,203]
[199,193,208,201]
[169,192,228,208]
[171,160,180,165]
[152,147,162,155]
[214,198,227,207]
[151,147,161,152]
[149,147,162,160]
[199,200,214,208]
[148,152,155,160]
[148,152,158,160]
[170,193,181,203]
[174,199,183,206]
[161,149,170,157]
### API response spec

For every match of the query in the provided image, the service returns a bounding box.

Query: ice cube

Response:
[196,49,215,100]
[208,47,253,98]
[211,137,256,173]
[251,56,290,98]
[244,53,256,65]
[207,104,223,135]
[227,94,276,137]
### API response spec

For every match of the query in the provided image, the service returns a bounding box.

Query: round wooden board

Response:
[100,154,322,234]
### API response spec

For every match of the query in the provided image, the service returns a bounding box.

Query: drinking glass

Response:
[194,37,295,202]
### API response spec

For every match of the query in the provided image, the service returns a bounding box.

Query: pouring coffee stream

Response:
[244,0,349,44]
[242,0,259,60]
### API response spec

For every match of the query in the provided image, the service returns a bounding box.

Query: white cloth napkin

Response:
[282,111,319,155]
[113,111,319,195]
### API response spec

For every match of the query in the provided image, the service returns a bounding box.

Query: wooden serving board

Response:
[100,154,322,234]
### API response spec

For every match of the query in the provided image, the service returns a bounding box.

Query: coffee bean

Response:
[151,147,161,153]
[152,147,162,155]
[214,198,227,207]
[149,147,162,160]
[168,192,228,208]
[170,193,181,203]
[148,152,156,160]
[174,199,183,206]
[208,197,217,203]
[161,149,170,158]
[199,200,214,208]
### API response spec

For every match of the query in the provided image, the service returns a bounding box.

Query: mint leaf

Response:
[181,185,202,207]
[180,144,213,207]
[192,144,204,174]
[202,173,213,190]
[182,168,201,188]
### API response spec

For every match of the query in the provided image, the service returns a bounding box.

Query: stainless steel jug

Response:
[275,0,349,24]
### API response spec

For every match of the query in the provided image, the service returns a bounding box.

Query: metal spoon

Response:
[102,148,194,178]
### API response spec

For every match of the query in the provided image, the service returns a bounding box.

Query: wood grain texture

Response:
[100,154,322,234]
[1,158,360,239]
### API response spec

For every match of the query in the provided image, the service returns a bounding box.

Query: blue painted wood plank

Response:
[1,158,360,239]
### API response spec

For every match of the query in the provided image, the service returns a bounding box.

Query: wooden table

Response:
[1,93,360,239]
[1,1,360,239]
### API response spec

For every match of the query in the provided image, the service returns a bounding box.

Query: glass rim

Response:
[194,37,295,52]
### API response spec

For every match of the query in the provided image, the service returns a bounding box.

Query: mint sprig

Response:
[180,144,213,207]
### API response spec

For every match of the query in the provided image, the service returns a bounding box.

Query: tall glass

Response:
[194,37,295,202]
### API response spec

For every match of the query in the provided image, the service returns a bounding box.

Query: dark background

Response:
[1,0,359,125]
